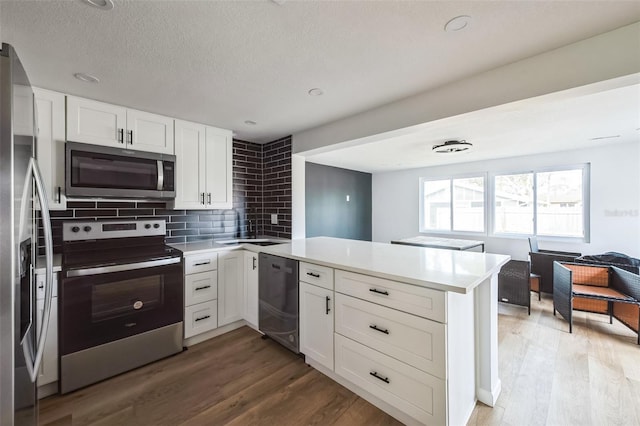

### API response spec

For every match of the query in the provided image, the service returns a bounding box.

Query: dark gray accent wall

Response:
[305,162,372,241]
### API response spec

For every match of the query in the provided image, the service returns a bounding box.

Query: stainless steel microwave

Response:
[66,141,176,199]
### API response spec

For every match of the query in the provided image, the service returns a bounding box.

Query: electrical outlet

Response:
[271,213,278,225]
[346,194,350,202]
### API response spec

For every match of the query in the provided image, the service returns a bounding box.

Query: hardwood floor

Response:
[469,294,640,426]
[40,295,639,426]
[38,327,401,426]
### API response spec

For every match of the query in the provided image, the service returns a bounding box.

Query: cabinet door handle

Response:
[325,296,331,314]
[252,257,257,270]
[369,371,390,384]
[57,186,61,203]
[193,260,210,266]
[195,285,211,291]
[118,128,124,144]
[307,272,320,278]
[195,315,210,322]
[369,324,389,335]
[128,130,133,145]
[201,193,205,205]
[207,193,212,204]
[369,288,389,296]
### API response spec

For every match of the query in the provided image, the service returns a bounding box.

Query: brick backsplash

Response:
[40,137,292,253]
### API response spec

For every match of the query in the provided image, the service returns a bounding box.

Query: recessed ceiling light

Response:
[589,135,621,141]
[80,0,114,10]
[244,120,257,126]
[432,140,472,153]
[74,72,100,83]
[308,88,324,96]
[444,15,471,32]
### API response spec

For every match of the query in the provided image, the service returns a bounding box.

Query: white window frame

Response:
[489,163,590,242]
[418,173,488,235]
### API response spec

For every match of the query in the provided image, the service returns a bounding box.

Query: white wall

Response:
[372,142,640,260]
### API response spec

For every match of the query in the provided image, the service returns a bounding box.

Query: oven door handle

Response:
[66,257,181,278]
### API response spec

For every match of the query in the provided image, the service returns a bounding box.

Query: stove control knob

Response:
[153,223,160,229]
[83,226,92,232]
[145,224,151,229]
[71,226,80,233]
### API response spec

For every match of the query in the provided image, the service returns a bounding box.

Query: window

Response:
[421,176,485,233]
[493,166,588,238]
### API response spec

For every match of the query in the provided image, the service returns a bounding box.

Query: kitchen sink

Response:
[217,238,286,246]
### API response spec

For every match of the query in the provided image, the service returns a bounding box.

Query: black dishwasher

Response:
[259,253,299,353]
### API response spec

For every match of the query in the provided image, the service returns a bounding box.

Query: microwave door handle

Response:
[22,158,54,383]
[157,160,164,191]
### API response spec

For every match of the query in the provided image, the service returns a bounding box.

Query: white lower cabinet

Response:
[299,281,334,371]
[184,300,218,338]
[218,251,245,327]
[183,253,218,339]
[243,251,259,329]
[334,334,446,426]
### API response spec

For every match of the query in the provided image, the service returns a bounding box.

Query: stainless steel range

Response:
[59,219,183,394]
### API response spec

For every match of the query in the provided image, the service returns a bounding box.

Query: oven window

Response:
[91,275,164,322]
[71,151,158,190]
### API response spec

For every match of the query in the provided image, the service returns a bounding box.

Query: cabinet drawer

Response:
[335,293,445,378]
[335,334,445,426]
[185,253,218,275]
[335,270,446,323]
[184,300,218,338]
[185,271,217,306]
[299,262,334,290]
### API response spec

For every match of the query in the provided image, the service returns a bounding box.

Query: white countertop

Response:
[170,237,290,255]
[35,254,63,274]
[260,237,510,294]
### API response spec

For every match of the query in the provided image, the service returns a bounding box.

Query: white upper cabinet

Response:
[34,88,66,210]
[67,96,174,154]
[205,126,232,209]
[66,96,126,147]
[174,119,206,209]
[173,119,232,210]
[126,109,174,155]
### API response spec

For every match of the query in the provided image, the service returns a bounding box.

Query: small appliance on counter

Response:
[258,253,299,353]
[59,219,183,394]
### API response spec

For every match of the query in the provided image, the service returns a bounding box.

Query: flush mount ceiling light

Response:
[444,15,471,32]
[308,88,324,96]
[244,120,257,126]
[432,140,473,153]
[74,72,100,83]
[80,0,114,10]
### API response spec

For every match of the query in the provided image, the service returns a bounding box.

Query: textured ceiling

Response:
[1,1,640,143]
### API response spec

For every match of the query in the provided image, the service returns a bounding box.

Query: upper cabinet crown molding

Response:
[66,95,174,155]
[173,119,232,210]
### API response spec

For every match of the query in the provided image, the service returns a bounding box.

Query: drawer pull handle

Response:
[307,272,320,278]
[193,261,211,266]
[369,325,389,335]
[195,315,211,322]
[325,296,331,314]
[369,371,390,384]
[272,264,281,270]
[195,285,211,291]
[369,288,389,296]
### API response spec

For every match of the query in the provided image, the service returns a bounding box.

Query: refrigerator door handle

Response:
[23,157,54,382]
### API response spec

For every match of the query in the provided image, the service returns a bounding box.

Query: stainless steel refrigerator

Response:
[0,43,54,425]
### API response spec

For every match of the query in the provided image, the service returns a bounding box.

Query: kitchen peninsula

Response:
[261,237,510,426]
